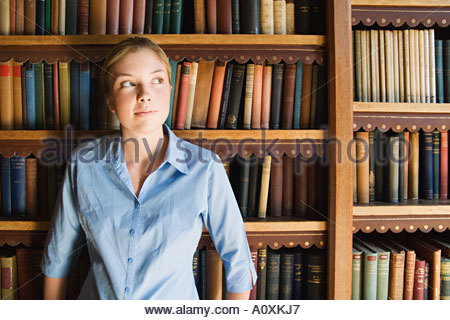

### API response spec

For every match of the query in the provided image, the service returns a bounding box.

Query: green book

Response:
[444,40,450,103]
[152,0,164,34]
[306,252,327,299]
[441,257,450,300]
[398,132,405,202]
[280,249,294,300]
[163,0,171,33]
[169,0,183,34]
[33,63,44,130]
[387,135,399,203]
[354,30,362,102]
[369,131,375,202]
[257,248,267,300]
[435,40,444,103]
[309,63,319,129]
[353,242,377,300]
[433,130,440,199]
[266,248,281,300]
[361,241,390,300]
[352,248,363,300]
[45,0,51,34]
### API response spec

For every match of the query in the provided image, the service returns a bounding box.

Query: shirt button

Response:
[130,229,135,236]
[135,202,140,209]
[128,258,134,264]
[124,287,130,294]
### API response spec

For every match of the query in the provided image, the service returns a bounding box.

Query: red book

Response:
[106,0,120,34]
[251,64,263,129]
[175,62,192,129]
[77,0,89,35]
[216,0,232,34]
[119,0,133,34]
[206,0,217,34]
[10,0,16,35]
[281,63,296,129]
[413,258,426,300]
[53,63,60,130]
[441,132,448,199]
[133,0,146,34]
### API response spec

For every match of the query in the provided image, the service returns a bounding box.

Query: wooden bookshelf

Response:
[353,102,450,132]
[352,0,450,6]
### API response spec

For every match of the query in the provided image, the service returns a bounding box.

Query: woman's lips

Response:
[135,110,156,116]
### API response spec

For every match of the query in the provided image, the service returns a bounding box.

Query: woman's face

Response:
[107,49,171,136]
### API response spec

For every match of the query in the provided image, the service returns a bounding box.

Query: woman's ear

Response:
[106,97,116,113]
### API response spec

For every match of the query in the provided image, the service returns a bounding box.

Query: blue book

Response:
[24,63,36,130]
[35,0,46,35]
[34,63,44,129]
[166,60,178,128]
[435,40,444,103]
[79,61,91,130]
[293,60,303,129]
[65,0,78,35]
[433,131,440,199]
[420,132,434,200]
[1,156,12,217]
[70,61,80,129]
[43,63,55,129]
[10,156,26,217]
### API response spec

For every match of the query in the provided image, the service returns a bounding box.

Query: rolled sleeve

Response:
[202,157,258,293]
[40,161,85,278]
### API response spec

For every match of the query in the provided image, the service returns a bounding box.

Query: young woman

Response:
[41,37,257,299]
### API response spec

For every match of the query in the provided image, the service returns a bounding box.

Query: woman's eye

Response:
[152,78,164,84]
[120,81,134,87]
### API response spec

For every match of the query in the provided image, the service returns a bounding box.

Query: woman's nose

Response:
[137,86,151,103]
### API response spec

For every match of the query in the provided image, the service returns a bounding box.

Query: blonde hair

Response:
[101,36,172,98]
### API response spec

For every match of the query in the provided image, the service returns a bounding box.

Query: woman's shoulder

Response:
[69,132,121,166]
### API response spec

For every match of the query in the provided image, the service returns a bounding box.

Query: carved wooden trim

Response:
[352,5,450,27]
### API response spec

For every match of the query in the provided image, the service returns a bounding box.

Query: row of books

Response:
[353,130,449,204]
[352,234,450,300]
[0,244,327,300]
[353,29,449,103]
[0,0,326,36]
[0,59,328,131]
[227,154,328,220]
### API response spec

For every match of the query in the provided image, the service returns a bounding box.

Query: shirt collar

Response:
[106,123,190,175]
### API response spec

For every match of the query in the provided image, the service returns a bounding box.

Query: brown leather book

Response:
[216,0,232,34]
[207,60,227,128]
[356,132,369,204]
[206,0,217,33]
[408,132,419,199]
[299,63,312,128]
[119,0,133,34]
[171,63,182,128]
[378,240,405,300]
[251,64,263,129]
[393,242,416,300]
[286,0,295,35]
[51,0,59,35]
[175,62,192,129]
[413,258,426,300]
[0,60,14,130]
[281,63,296,129]
[15,0,24,34]
[282,156,293,216]
[194,0,206,33]
[269,155,283,217]
[307,160,320,219]
[184,61,199,129]
[58,61,70,128]
[26,157,38,217]
[409,238,441,300]
[133,0,146,34]
[106,0,120,34]
[38,162,49,219]
[89,0,107,34]
[77,0,89,35]
[192,59,215,128]
[404,131,409,200]
[206,247,223,300]
[24,0,36,35]
[261,64,272,129]
[294,156,308,217]
[53,63,60,130]
[16,248,35,299]
[258,155,272,219]
[13,61,23,129]
[10,0,15,35]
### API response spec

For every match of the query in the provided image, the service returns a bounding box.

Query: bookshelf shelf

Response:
[0,220,327,249]
[0,129,327,159]
[353,200,450,233]
[353,102,450,132]
[351,0,450,27]
[0,34,326,65]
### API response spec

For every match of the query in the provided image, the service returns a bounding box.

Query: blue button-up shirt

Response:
[41,123,257,299]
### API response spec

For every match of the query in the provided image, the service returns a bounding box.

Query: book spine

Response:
[1,255,18,299]
[218,63,233,128]
[249,246,258,299]
[162,0,171,33]
[170,0,182,34]
[433,130,440,199]
[1,156,12,216]
[12,62,23,129]
[409,132,419,199]
[216,0,232,34]
[261,64,272,129]
[266,249,281,300]
[10,156,26,216]
[354,31,362,101]
[191,60,215,128]
[231,0,239,34]
[294,155,308,217]
[132,0,146,34]
[175,62,191,129]
[363,252,377,300]
[293,251,304,299]
[404,30,411,102]
[424,262,429,300]
[53,63,60,130]
[58,0,66,35]
[293,60,303,129]
[441,132,448,199]
[413,259,426,300]
[89,0,107,34]
[441,258,450,300]
[398,30,404,102]
[77,0,89,35]
[224,64,245,129]
[43,63,54,130]
[388,136,399,203]
[79,61,90,130]
[205,0,217,34]
[206,60,227,128]
[369,131,375,202]
[281,63,296,129]
[34,63,44,129]
[194,0,205,33]
[206,247,223,300]
[24,0,36,35]
[295,0,309,34]
[119,0,134,34]
[279,251,294,299]
[273,0,286,35]
[307,253,327,299]
[247,155,261,217]
[238,157,250,217]
[240,0,260,34]
[0,60,14,129]
[299,63,312,128]
[106,0,120,34]
[251,64,263,129]
[25,158,38,217]
[403,251,416,300]
[257,248,267,300]
[424,30,430,103]
[352,251,362,300]
[70,61,80,129]
[435,40,444,103]
[35,0,46,35]
[388,252,405,300]
[243,64,255,129]
[356,132,369,204]
[184,61,199,129]
[270,63,284,129]
[420,132,434,200]
[398,132,405,202]
[16,248,35,299]
[376,252,390,300]
[59,61,71,128]
[282,156,294,216]
[286,0,295,35]
[25,63,36,129]
[260,0,274,34]
[65,0,77,35]
[393,30,400,102]
[269,156,283,217]
[258,155,272,219]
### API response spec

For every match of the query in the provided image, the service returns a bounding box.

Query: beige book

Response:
[424,30,430,103]
[261,64,272,129]
[374,29,380,103]
[393,31,400,102]
[404,30,411,102]
[361,30,368,102]
[356,132,369,204]
[385,30,394,102]
[429,29,436,102]
[414,30,420,103]
[59,61,70,128]
[353,134,357,203]
[398,31,405,102]
[274,0,286,35]
[419,30,426,103]
[370,30,378,102]
[59,0,66,35]
[365,30,371,101]
[243,64,255,129]
[260,0,274,34]
[259,155,272,219]
[184,61,199,129]
[409,30,416,103]
[379,30,386,102]
[408,132,419,200]
[286,0,295,35]
[0,60,14,130]
[206,247,223,300]
[252,64,263,129]
[0,0,10,35]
